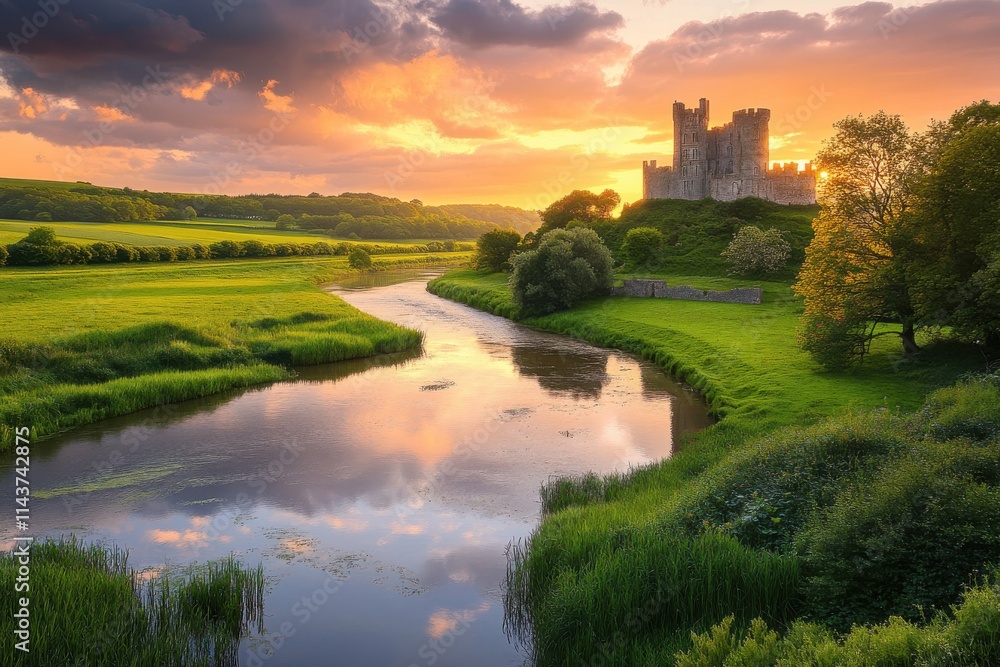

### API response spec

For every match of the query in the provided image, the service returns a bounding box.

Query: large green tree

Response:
[537,189,620,236]
[510,227,613,317]
[472,228,522,272]
[909,103,1000,347]
[794,112,922,367]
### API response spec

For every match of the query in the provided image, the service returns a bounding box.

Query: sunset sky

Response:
[1,0,998,208]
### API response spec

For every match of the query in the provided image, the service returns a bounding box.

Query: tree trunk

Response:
[901,321,920,357]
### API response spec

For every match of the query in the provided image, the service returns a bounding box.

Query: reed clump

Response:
[0,537,264,666]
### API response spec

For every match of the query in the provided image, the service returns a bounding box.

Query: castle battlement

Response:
[643,98,816,205]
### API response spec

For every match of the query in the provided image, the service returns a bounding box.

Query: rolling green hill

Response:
[592,197,819,278]
[0,176,541,239]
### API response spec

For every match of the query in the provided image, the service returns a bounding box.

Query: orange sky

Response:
[0,0,998,207]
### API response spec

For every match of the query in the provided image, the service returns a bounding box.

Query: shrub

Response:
[34,211,53,221]
[175,246,195,260]
[620,226,664,270]
[348,247,373,270]
[6,227,62,265]
[88,242,118,263]
[137,246,160,262]
[675,573,1000,666]
[23,226,58,246]
[156,246,177,261]
[722,225,791,276]
[56,244,91,265]
[272,243,295,257]
[115,244,139,262]
[510,227,613,317]
[799,444,1000,629]
[0,244,7,267]
[915,374,1000,442]
[677,408,911,552]
[275,214,296,230]
[241,240,271,258]
[473,228,521,272]
[209,240,244,258]
[264,209,281,221]
[312,242,332,255]
[190,243,211,259]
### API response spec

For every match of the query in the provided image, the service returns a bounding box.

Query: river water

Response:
[0,269,711,666]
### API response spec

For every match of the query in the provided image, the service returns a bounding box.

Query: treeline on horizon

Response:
[0,181,541,239]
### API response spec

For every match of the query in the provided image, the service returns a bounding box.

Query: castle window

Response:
[753,166,759,176]
[682,166,688,176]
[733,183,740,196]
[726,145,733,157]
[725,160,734,174]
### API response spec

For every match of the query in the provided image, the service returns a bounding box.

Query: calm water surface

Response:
[0,269,711,666]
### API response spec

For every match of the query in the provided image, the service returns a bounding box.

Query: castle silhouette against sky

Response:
[642,98,816,205]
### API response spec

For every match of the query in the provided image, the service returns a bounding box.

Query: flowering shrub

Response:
[721,225,791,276]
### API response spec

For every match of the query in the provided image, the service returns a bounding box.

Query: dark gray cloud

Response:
[426,0,623,48]
[0,0,427,99]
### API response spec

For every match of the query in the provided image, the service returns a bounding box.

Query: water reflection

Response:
[508,344,609,399]
[0,269,711,666]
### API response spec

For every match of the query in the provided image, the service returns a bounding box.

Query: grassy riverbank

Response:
[0,537,264,665]
[428,269,994,664]
[0,253,467,449]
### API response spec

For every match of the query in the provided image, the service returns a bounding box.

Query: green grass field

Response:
[428,269,990,665]
[0,218,448,248]
[0,252,468,448]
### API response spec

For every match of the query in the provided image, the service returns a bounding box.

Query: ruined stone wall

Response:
[610,279,763,305]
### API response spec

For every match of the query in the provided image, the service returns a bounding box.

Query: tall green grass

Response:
[0,537,264,666]
[0,364,287,447]
[505,529,801,665]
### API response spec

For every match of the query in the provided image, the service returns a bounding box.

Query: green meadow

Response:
[428,268,993,664]
[0,252,468,448]
[0,217,446,248]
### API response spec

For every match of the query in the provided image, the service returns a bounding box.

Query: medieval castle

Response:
[642,98,816,205]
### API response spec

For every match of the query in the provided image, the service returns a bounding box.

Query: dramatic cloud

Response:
[427,0,624,48]
[0,0,998,204]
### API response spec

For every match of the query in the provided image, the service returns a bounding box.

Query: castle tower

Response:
[731,108,770,179]
[672,98,710,198]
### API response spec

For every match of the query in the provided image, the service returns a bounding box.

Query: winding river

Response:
[0,269,711,666]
